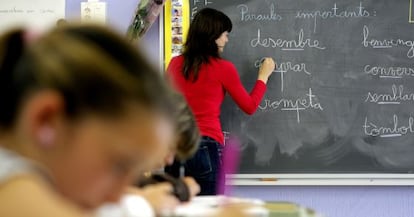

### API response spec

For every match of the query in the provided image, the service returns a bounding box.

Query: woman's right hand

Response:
[257,57,276,84]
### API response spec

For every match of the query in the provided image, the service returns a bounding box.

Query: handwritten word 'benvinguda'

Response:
[362,25,414,58]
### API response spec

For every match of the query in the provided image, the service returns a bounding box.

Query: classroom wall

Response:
[232,186,414,217]
[66,0,161,69]
[65,1,414,217]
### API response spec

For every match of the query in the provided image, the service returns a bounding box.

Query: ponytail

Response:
[0,28,26,128]
[0,28,25,79]
[0,24,176,130]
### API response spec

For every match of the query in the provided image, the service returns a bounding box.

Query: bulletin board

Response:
[163,0,189,69]
[0,0,65,33]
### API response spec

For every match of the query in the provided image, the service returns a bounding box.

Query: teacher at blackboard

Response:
[166,8,276,195]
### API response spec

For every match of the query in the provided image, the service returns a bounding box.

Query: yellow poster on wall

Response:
[164,0,189,69]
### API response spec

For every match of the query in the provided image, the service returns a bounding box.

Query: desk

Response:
[173,196,321,217]
[265,202,321,217]
[97,195,321,217]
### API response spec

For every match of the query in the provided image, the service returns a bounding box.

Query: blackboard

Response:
[190,0,414,175]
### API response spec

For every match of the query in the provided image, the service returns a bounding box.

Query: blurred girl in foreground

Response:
[0,24,253,217]
[0,24,177,215]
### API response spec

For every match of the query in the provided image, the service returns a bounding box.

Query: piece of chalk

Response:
[260,178,278,181]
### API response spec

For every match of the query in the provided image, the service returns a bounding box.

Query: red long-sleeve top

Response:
[167,56,267,144]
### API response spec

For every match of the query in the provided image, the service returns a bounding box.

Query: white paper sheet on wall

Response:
[0,0,65,33]
[81,0,106,24]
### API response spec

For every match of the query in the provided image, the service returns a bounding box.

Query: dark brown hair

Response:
[182,8,232,82]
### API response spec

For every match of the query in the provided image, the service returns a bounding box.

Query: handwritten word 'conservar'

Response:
[364,65,414,78]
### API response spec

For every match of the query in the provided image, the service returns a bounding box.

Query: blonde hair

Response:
[172,91,200,160]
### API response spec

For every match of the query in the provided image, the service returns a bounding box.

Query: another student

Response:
[97,91,202,217]
[129,90,201,201]
[0,24,178,216]
[166,7,276,195]
[164,91,200,164]
[119,92,201,216]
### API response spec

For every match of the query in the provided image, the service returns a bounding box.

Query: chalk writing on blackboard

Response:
[191,0,213,19]
[362,25,414,58]
[250,29,326,50]
[259,88,324,123]
[365,85,414,105]
[410,0,414,23]
[364,65,414,78]
[295,2,375,32]
[255,60,311,92]
[238,4,282,22]
[190,0,414,174]
[363,114,414,138]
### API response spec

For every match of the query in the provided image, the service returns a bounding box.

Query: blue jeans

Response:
[165,136,223,195]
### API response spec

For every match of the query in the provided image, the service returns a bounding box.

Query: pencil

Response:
[179,161,185,178]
